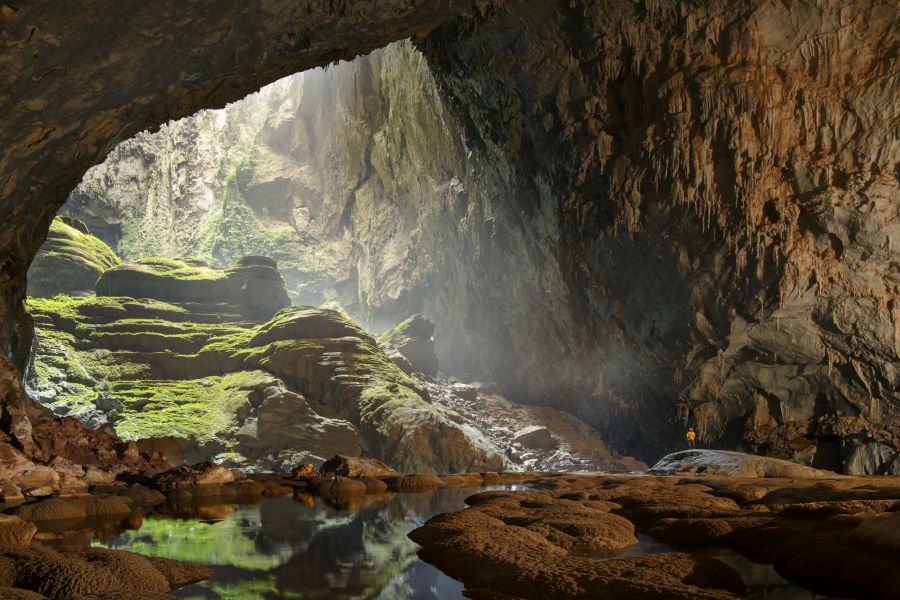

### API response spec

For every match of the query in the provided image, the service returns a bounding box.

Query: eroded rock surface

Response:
[28,217,119,298]
[649,450,832,479]
[411,472,900,599]
[26,264,504,474]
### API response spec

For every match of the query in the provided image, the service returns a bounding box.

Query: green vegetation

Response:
[111,371,275,444]
[43,217,121,272]
[27,277,436,470]
[28,217,121,297]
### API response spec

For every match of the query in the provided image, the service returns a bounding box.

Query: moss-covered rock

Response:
[28,217,120,297]
[96,257,290,320]
[378,314,439,377]
[27,294,502,473]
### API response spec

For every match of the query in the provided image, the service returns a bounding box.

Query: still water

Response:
[96,488,493,600]
[87,486,828,600]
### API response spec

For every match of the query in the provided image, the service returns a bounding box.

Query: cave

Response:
[1,2,899,599]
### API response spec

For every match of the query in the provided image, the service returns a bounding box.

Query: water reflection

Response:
[84,485,827,600]
[95,488,488,599]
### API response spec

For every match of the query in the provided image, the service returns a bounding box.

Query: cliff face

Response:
[2,1,899,474]
[417,0,900,470]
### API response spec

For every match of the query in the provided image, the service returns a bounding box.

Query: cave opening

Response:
[3,3,900,599]
[24,40,636,478]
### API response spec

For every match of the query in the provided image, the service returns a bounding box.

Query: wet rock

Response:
[320,455,398,479]
[649,450,831,478]
[10,495,132,523]
[146,555,212,589]
[127,484,166,507]
[440,473,484,487]
[290,464,320,479]
[0,544,207,597]
[153,461,235,492]
[360,478,389,494]
[386,475,443,492]
[316,476,367,497]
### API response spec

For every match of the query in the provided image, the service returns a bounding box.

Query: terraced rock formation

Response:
[27,249,503,474]
[28,217,120,298]
[410,468,900,599]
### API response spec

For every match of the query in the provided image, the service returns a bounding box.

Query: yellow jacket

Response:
[686,431,696,441]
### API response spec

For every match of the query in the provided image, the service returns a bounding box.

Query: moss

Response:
[44,217,120,272]
[111,371,276,444]
[126,257,230,281]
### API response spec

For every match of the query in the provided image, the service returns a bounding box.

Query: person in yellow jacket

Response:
[686,427,697,449]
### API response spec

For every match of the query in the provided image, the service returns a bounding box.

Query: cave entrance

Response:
[25,40,462,473]
[25,37,635,476]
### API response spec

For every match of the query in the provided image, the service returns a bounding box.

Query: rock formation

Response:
[27,255,504,474]
[410,471,900,599]
[378,315,439,378]
[28,217,119,298]
[0,1,898,476]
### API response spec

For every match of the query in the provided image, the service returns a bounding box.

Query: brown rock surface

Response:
[411,473,900,599]
[0,544,208,599]
[320,455,398,479]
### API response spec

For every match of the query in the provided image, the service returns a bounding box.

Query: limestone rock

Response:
[320,455,398,479]
[0,515,36,546]
[96,257,290,320]
[379,315,439,378]
[649,450,832,479]
[153,461,235,491]
[28,217,120,297]
[290,464,320,479]
[512,426,558,451]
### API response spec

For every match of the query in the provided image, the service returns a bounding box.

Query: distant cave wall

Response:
[62,40,576,398]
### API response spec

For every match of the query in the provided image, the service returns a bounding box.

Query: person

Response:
[686,427,697,449]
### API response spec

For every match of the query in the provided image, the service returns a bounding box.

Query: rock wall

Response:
[2,1,899,473]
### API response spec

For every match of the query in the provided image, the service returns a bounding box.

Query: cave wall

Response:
[418,0,900,469]
[2,0,899,471]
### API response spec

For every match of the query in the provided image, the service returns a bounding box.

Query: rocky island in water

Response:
[0,1,899,599]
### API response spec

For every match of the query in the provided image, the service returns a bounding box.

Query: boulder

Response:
[153,461,235,491]
[512,426,558,451]
[28,216,120,297]
[96,256,290,320]
[378,314,439,377]
[648,450,832,479]
[291,464,320,479]
[321,455,398,478]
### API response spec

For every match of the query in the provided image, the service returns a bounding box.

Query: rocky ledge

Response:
[410,452,900,599]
